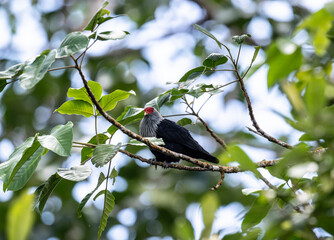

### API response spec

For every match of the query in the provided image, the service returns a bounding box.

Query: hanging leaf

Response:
[229,146,261,178]
[296,8,333,56]
[57,165,92,181]
[145,92,171,111]
[56,32,89,58]
[77,173,106,217]
[19,50,56,89]
[81,134,109,163]
[0,62,27,80]
[194,24,222,49]
[266,40,303,88]
[178,66,206,84]
[251,46,261,63]
[0,136,44,191]
[127,137,164,146]
[173,217,195,240]
[200,192,219,239]
[97,31,129,41]
[84,1,111,31]
[203,53,228,68]
[107,106,144,136]
[91,143,122,167]
[0,80,7,93]
[95,190,115,240]
[241,194,272,232]
[109,168,118,185]
[177,118,192,126]
[55,100,94,117]
[6,191,35,240]
[68,81,103,104]
[7,147,44,191]
[35,173,62,212]
[99,90,136,112]
[232,34,251,44]
[38,122,73,157]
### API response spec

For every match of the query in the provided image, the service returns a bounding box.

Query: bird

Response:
[139,107,219,164]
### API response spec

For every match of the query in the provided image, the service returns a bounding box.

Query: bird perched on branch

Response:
[139,107,219,164]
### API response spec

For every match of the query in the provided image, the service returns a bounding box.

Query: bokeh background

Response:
[0,0,332,239]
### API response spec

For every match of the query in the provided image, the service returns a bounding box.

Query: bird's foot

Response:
[148,158,155,165]
[148,158,158,170]
[162,161,169,169]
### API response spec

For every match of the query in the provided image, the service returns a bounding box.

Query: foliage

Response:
[1,0,334,240]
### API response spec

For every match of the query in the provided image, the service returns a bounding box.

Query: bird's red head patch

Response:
[144,107,154,115]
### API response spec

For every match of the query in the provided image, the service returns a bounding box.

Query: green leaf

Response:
[95,190,115,240]
[107,106,144,136]
[0,62,26,80]
[0,137,35,183]
[37,122,73,157]
[68,80,103,103]
[81,134,109,163]
[173,217,195,240]
[55,100,94,117]
[194,24,222,49]
[188,83,224,98]
[232,34,251,44]
[229,146,260,178]
[7,146,44,191]
[266,40,303,88]
[145,92,171,111]
[91,143,122,167]
[109,168,118,185]
[77,173,106,217]
[178,66,206,84]
[56,32,89,58]
[200,192,219,239]
[0,136,43,191]
[202,53,228,68]
[97,31,129,41]
[19,50,56,89]
[177,118,192,126]
[127,137,164,146]
[296,9,333,56]
[0,80,8,93]
[241,194,272,232]
[57,165,92,181]
[304,75,326,116]
[35,173,62,212]
[99,89,135,112]
[251,46,261,63]
[84,1,110,31]
[7,190,35,240]
[169,88,189,101]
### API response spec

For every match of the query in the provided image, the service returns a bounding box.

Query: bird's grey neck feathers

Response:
[140,110,163,137]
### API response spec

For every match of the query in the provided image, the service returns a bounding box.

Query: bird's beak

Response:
[144,112,147,116]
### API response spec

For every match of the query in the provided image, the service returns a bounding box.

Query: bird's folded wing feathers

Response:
[156,119,208,152]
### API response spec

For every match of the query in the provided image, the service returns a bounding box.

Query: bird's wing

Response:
[156,119,206,152]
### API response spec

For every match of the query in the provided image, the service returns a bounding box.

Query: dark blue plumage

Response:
[139,107,218,163]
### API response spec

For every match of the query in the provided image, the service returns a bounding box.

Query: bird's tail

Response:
[202,153,219,163]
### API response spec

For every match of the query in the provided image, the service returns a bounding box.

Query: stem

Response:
[94,112,100,144]
[236,43,242,67]
[73,141,96,147]
[48,65,76,72]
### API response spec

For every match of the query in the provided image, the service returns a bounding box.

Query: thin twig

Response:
[183,97,228,149]
[259,174,302,213]
[209,170,225,190]
[236,43,242,67]
[48,65,76,72]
